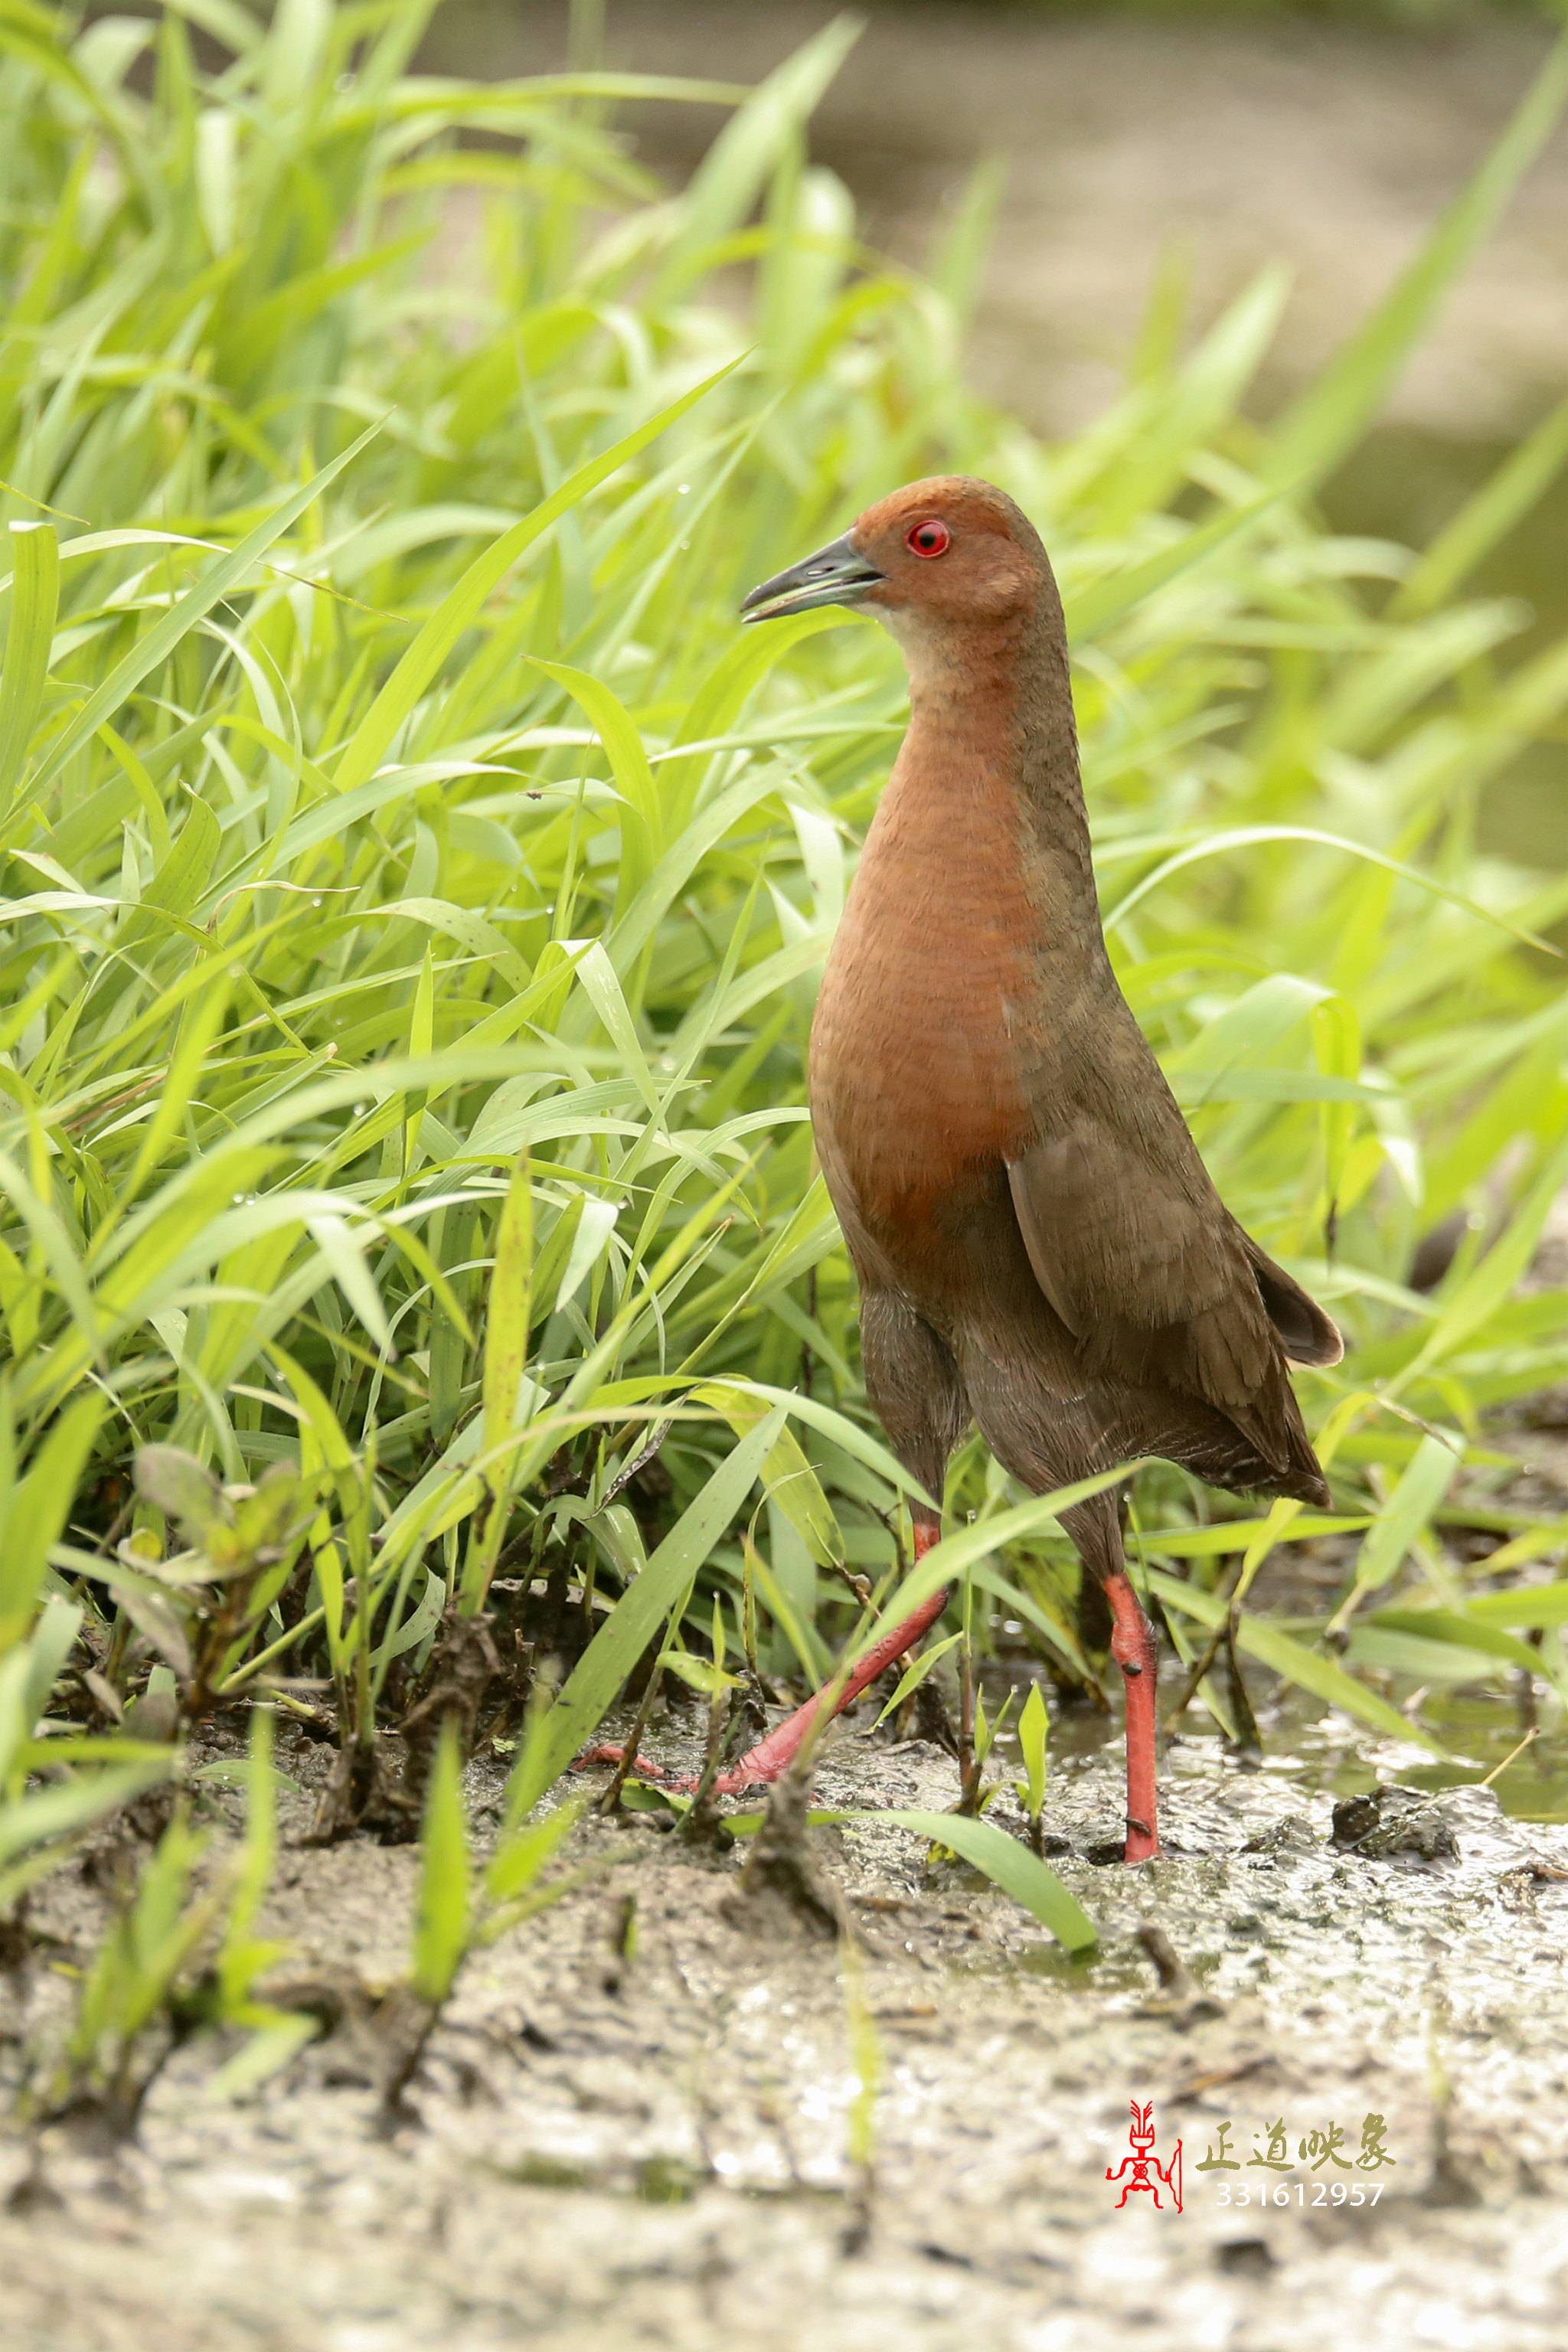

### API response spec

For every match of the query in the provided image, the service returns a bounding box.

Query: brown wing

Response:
[1004,1119,1233,1337]
[1004,1114,1341,1481]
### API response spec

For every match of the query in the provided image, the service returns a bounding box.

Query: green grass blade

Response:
[1148,1571,1449,1758]
[0,1758,175,1873]
[1395,394,1568,616]
[1266,32,1568,486]
[21,420,384,810]
[1344,1433,1463,1610]
[832,1808,1096,1952]
[330,362,740,800]
[411,1724,471,2006]
[0,1391,104,1651]
[0,521,59,812]
[506,1403,788,1818]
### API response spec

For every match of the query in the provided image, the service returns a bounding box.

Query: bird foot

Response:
[571,1743,691,1791]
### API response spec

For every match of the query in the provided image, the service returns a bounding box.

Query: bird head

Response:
[740,477,1049,645]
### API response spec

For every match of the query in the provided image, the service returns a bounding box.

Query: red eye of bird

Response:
[906,518,951,558]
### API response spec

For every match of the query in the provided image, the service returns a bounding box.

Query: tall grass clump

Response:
[3,0,1568,1967]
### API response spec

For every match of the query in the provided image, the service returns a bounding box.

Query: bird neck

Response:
[894,607,1094,884]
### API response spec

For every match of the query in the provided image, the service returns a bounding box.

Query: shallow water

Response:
[982,1662,1568,1828]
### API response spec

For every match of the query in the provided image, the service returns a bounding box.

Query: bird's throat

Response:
[895,609,1093,867]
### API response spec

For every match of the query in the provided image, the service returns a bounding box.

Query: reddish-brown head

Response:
[740,476,1053,642]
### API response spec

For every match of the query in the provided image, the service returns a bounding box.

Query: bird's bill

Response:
[739,531,884,624]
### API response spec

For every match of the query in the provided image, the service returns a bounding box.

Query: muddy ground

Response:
[5,1695,1568,2352]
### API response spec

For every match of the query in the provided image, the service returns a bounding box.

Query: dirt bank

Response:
[424,2,1568,439]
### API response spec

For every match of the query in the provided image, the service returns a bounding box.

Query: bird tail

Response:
[1274,1433,1331,1510]
[1240,1231,1343,1368]
[1243,1367,1331,1508]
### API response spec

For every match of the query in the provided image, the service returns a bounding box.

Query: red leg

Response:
[711,1521,947,1794]
[575,1522,949,1795]
[1103,1568,1161,1864]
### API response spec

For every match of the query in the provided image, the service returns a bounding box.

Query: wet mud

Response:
[5,1703,1567,2352]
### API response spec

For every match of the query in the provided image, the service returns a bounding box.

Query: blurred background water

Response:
[419,0,1568,867]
